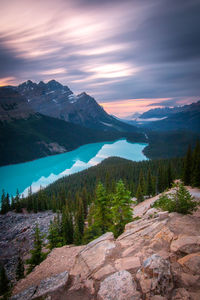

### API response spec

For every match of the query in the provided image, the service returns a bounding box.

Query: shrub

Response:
[154,182,197,214]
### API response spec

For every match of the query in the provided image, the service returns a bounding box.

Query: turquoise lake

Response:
[0,139,147,198]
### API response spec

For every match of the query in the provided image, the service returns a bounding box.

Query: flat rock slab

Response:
[11,286,36,300]
[72,232,117,278]
[32,271,69,299]
[115,256,141,272]
[97,270,140,300]
[12,271,69,300]
[171,236,200,254]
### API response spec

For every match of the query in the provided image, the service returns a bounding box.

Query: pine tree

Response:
[0,191,10,214]
[62,206,74,245]
[15,189,22,213]
[48,214,63,250]
[26,224,46,273]
[146,169,153,197]
[138,170,146,195]
[191,141,200,187]
[81,187,88,218]
[167,163,173,188]
[0,265,10,296]
[92,182,111,234]
[73,219,82,245]
[136,184,144,203]
[157,166,164,193]
[73,197,84,245]
[183,145,192,185]
[16,256,24,281]
[111,180,132,237]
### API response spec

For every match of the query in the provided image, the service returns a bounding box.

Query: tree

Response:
[81,187,88,218]
[0,265,10,296]
[138,170,146,194]
[157,166,165,193]
[62,206,74,245]
[167,163,173,188]
[183,145,192,185]
[73,196,84,245]
[146,169,153,197]
[0,191,10,214]
[191,141,200,187]
[16,256,24,281]
[93,182,111,234]
[48,214,63,250]
[154,182,197,214]
[26,224,46,273]
[136,184,144,203]
[111,180,132,237]
[15,189,22,213]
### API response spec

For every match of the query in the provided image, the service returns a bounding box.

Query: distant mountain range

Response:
[142,101,200,132]
[124,100,200,132]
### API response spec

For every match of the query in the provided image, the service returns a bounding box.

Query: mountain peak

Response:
[47,79,63,89]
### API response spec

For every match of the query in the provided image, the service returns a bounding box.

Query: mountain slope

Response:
[16,80,138,132]
[0,114,145,166]
[145,106,200,132]
[0,87,34,121]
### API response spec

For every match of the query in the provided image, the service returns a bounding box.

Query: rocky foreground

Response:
[10,187,200,300]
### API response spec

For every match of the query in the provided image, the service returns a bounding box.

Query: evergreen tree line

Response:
[1,141,199,215]
[183,142,200,187]
[1,156,183,214]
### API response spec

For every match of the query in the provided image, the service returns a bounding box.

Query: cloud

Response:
[0,0,199,113]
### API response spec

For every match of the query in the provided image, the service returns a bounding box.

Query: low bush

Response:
[154,182,197,214]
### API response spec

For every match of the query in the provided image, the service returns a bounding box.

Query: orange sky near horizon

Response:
[101,98,172,117]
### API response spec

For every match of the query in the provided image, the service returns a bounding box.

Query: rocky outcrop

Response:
[11,190,200,300]
[11,271,69,300]
[98,271,140,300]
[136,254,173,297]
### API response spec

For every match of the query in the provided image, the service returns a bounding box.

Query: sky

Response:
[0,0,200,117]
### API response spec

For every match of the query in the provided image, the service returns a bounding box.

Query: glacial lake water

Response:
[0,139,147,198]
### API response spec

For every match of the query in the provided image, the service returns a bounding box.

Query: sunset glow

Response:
[0,0,199,113]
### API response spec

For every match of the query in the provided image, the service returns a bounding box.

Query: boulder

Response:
[11,286,36,300]
[93,264,116,280]
[115,256,141,272]
[136,254,173,297]
[71,232,117,279]
[12,272,69,300]
[158,211,169,220]
[178,252,200,275]
[97,270,140,300]
[32,271,69,299]
[171,236,200,254]
[171,288,191,300]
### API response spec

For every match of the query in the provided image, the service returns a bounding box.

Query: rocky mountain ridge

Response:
[0,87,34,121]
[3,79,138,132]
[9,186,200,300]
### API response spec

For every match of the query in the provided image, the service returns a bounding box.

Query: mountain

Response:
[0,87,34,121]
[0,112,146,166]
[144,101,200,132]
[16,80,138,132]
[139,101,200,119]
[0,86,145,166]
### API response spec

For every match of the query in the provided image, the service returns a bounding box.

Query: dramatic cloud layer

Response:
[0,0,200,114]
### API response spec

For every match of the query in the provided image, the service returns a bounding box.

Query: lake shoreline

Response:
[0,140,148,199]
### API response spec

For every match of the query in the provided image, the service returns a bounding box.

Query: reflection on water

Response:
[0,139,147,198]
